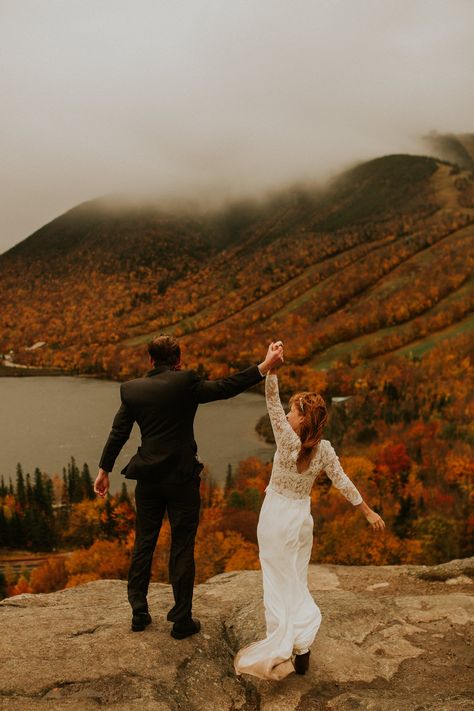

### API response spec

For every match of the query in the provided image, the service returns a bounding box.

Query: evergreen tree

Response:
[67,457,82,503]
[0,506,7,547]
[0,476,7,497]
[224,464,234,496]
[26,473,33,505]
[16,464,26,507]
[25,507,39,550]
[118,482,130,504]
[10,510,25,549]
[81,463,94,500]
[393,494,417,539]
[58,469,70,531]
[61,469,69,506]
[243,487,262,512]
[228,490,245,510]
[45,477,54,515]
[204,475,217,508]
[101,497,115,538]
[35,510,56,551]
[33,467,47,511]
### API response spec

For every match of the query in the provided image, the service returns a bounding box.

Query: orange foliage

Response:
[8,575,32,596]
[30,557,68,593]
[314,510,409,565]
[234,457,271,493]
[445,454,474,501]
[66,540,130,581]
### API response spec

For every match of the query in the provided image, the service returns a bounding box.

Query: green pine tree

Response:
[81,463,94,500]
[224,464,234,496]
[67,457,82,503]
[0,507,8,547]
[16,464,26,507]
[101,497,115,538]
[10,510,26,549]
[228,491,245,510]
[61,469,69,505]
[26,473,33,505]
[45,477,54,515]
[118,482,131,504]
[33,467,47,511]
[58,469,70,531]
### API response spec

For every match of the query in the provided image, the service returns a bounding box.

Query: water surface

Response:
[0,376,274,493]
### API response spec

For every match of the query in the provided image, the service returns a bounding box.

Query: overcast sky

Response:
[0,0,472,253]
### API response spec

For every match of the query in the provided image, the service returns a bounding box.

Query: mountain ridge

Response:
[0,148,472,379]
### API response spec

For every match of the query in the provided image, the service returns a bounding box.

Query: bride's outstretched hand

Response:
[365,509,385,531]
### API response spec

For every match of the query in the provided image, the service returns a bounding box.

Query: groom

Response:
[94,335,284,639]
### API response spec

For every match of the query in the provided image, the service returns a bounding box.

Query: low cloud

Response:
[0,0,472,252]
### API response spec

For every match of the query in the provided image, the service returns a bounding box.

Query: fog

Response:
[1,0,472,253]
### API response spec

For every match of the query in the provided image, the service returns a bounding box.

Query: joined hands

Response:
[259,341,284,376]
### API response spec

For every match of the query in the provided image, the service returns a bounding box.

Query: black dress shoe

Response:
[170,617,201,639]
[131,611,152,632]
[294,650,310,675]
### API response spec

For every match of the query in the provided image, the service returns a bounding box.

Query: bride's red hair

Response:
[289,391,328,471]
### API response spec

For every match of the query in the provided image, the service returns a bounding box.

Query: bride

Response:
[234,341,385,680]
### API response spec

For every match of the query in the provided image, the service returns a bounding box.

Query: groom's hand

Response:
[94,468,110,498]
[258,341,284,375]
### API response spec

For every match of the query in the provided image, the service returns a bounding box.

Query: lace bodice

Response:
[264,373,363,505]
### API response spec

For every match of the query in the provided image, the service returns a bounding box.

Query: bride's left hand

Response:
[365,510,385,531]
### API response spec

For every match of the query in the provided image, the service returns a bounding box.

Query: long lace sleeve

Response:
[322,441,363,505]
[265,372,297,447]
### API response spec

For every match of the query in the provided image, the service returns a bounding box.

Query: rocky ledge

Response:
[0,559,473,711]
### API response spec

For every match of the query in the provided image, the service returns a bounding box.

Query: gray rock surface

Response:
[1,561,473,710]
[408,556,474,582]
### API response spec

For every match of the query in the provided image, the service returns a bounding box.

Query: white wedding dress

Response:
[234,372,363,681]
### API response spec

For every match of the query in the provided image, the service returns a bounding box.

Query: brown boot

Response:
[294,650,310,675]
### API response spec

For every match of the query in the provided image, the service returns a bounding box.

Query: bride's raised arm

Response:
[265,372,297,447]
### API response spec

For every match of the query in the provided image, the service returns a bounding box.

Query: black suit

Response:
[99,362,265,624]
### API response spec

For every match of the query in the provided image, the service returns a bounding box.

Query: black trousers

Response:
[127,475,201,624]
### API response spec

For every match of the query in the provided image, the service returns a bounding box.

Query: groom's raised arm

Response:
[189,342,284,404]
[189,364,265,404]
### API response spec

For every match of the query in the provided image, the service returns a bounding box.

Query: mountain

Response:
[0,149,473,379]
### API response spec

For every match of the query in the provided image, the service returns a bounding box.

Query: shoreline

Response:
[0,364,117,380]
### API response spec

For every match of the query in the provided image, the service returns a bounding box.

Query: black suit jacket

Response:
[99,363,265,482]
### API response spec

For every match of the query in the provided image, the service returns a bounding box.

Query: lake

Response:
[0,376,274,493]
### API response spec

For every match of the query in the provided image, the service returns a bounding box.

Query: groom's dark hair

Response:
[148,334,181,367]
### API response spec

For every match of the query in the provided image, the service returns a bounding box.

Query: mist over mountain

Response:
[1,1,473,253]
[423,132,474,170]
